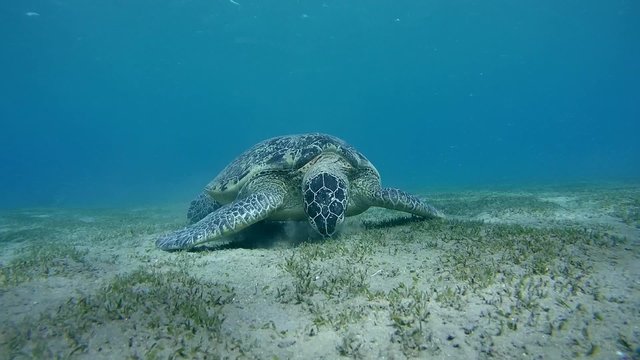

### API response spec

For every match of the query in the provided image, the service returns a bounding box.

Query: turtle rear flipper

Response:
[371,188,443,219]
[157,188,285,251]
[187,192,222,224]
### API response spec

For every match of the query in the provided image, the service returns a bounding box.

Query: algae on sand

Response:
[0,185,638,359]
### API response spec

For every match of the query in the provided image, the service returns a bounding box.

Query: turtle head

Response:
[302,171,349,237]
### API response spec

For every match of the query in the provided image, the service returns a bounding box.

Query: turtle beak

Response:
[302,172,348,237]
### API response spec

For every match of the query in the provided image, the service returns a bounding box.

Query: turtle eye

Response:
[303,173,348,236]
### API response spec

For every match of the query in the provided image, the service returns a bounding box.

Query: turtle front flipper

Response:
[371,188,443,219]
[187,192,222,224]
[157,190,285,251]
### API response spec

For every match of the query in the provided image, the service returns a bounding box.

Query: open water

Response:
[1,0,638,208]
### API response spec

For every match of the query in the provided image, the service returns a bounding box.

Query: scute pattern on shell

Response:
[209,133,371,194]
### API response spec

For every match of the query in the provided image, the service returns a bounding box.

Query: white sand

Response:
[0,184,638,359]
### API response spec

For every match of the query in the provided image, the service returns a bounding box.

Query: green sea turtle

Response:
[156,133,442,251]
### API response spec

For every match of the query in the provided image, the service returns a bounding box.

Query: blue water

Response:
[1,0,638,208]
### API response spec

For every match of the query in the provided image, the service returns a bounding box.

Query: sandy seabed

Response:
[0,183,639,359]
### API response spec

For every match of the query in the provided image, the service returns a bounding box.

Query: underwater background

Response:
[1,0,638,209]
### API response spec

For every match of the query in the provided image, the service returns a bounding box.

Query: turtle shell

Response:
[206,133,373,202]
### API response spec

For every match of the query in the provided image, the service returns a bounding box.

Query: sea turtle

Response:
[156,133,442,251]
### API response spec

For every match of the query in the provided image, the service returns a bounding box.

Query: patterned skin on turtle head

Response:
[303,172,348,236]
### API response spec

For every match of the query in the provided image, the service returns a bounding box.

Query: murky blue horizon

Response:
[1,0,638,208]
